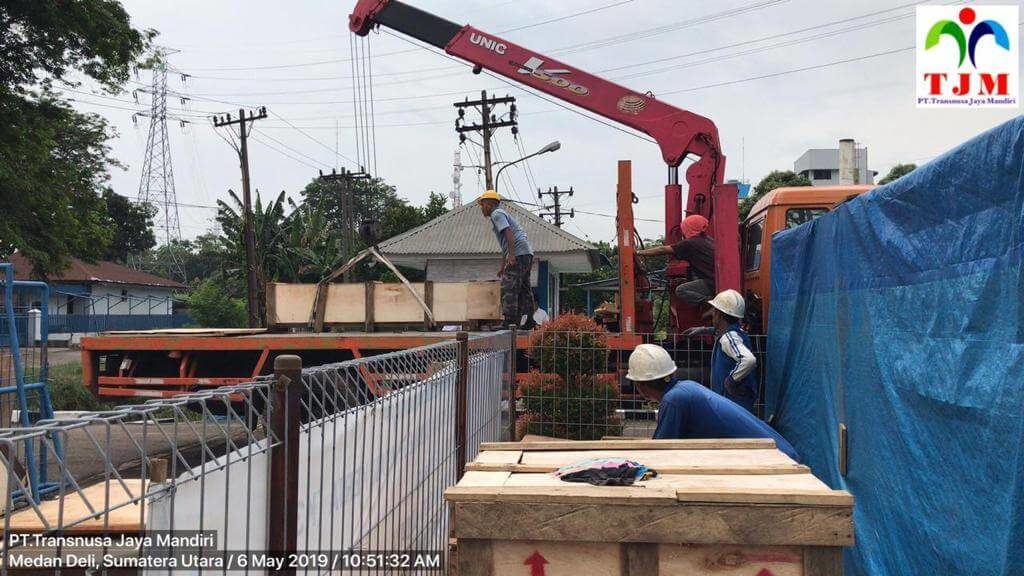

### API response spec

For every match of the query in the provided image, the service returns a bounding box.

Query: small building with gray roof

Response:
[377,201,600,317]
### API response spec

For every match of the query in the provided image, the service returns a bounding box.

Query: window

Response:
[812,169,832,180]
[66,295,75,315]
[786,208,830,229]
[744,218,765,271]
[120,288,128,302]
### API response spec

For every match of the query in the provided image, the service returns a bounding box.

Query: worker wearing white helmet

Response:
[682,289,759,413]
[626,344,798,461]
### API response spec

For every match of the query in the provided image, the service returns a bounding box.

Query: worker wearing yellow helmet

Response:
[478,190,536,328]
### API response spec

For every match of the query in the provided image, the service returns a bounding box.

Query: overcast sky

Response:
[69,0,1022,245]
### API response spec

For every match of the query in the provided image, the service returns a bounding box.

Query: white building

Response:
[794,139,877,186]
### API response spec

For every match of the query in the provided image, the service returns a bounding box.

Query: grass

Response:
[23,363,115,413]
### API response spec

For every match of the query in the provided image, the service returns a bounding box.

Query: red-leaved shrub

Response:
[516,314,622,440]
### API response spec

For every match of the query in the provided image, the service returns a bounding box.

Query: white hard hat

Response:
[708,289,745,319]
[625,344,677,382]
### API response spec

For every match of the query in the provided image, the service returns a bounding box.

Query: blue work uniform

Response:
[652,379,799,461]
[711,322,759,413]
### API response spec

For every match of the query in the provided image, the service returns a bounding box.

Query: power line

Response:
[269,110,360,167]
[182,0,638,72]
[660,46,914,96]
[167,0,930,111]
[381,30,657,145]
[250,127,331,169]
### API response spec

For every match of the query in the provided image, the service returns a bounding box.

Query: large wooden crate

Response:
[445,439,853,576]
[266,281,501,328]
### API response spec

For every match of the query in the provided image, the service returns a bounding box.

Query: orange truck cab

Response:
[741,185,874,333]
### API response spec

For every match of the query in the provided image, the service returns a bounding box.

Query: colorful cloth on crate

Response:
[653,379,799,461]
[554,458,657,486]
[490,208,533,256]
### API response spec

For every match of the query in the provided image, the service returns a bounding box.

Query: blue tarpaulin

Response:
[765,116,1024,575]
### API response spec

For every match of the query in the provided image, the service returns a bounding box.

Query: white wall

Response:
[426,258,539,286]
[85,283,175,315]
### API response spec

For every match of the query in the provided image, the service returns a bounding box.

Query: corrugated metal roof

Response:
[5,253,185,288]
[378,201,594,256]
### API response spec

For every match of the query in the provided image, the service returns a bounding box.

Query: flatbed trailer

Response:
[80,329,648,400]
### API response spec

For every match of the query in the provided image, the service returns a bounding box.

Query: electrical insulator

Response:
[458,108,465,118]
[511,126,518,136]
[460,133,467,144]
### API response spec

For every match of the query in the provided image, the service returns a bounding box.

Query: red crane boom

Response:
[350,0,740,333]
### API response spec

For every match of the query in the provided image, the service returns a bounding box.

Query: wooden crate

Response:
[266,281,501,328]
[445,439,853,576]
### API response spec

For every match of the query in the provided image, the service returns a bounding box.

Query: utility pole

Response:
[318,168,370,282]
[538,186,575,228]
[214,106,268,328]
[455,91,517,190]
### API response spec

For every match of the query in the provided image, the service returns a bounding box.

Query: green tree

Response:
[279,198,345,283]
[142,234,239,294]
[101,189,155,262]
[421,191,449,221]
[184,279,247,328]
[0,0,153,277]
[216,190,288,319]
[740,170,812,221]
[879,163,917,185]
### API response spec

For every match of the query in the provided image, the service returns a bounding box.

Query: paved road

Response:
[46,347,82,366]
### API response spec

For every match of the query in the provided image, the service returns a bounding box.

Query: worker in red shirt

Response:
[636,214,715,305]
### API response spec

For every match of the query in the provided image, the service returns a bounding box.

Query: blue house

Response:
[5,253,186,339]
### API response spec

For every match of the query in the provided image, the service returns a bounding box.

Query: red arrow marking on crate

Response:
[524,551,549,576]
[756,570,776,576]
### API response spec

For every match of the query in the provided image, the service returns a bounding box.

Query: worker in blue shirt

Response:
[478,189,535,328]
[625,344,799,461]
[683,289,759,413]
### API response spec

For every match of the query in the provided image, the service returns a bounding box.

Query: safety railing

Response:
[0,330,513,574]
[515,324,768,441]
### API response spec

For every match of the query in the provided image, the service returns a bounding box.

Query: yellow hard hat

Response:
[477,189,500,203]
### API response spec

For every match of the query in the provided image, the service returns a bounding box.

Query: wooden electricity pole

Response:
[455,91,517,190]
[318,168,370,282]
[538,186,575,228]
[214,106,268,327]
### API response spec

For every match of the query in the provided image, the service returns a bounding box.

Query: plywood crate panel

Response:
[267,281,501,327]
[446,439,853,576]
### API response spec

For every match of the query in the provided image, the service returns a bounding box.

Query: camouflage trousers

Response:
[501,254,535,325]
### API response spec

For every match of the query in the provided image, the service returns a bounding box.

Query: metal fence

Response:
[515,330,768,441]
[49,292,192,335]
[0,330,513,574]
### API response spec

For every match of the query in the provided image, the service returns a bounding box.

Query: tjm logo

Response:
[916,5,1018,108]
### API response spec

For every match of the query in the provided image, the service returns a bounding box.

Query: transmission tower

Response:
[452,149,463,208]
[136,48,185,282]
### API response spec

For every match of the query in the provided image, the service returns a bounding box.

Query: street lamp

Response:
[493,141,561,195]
